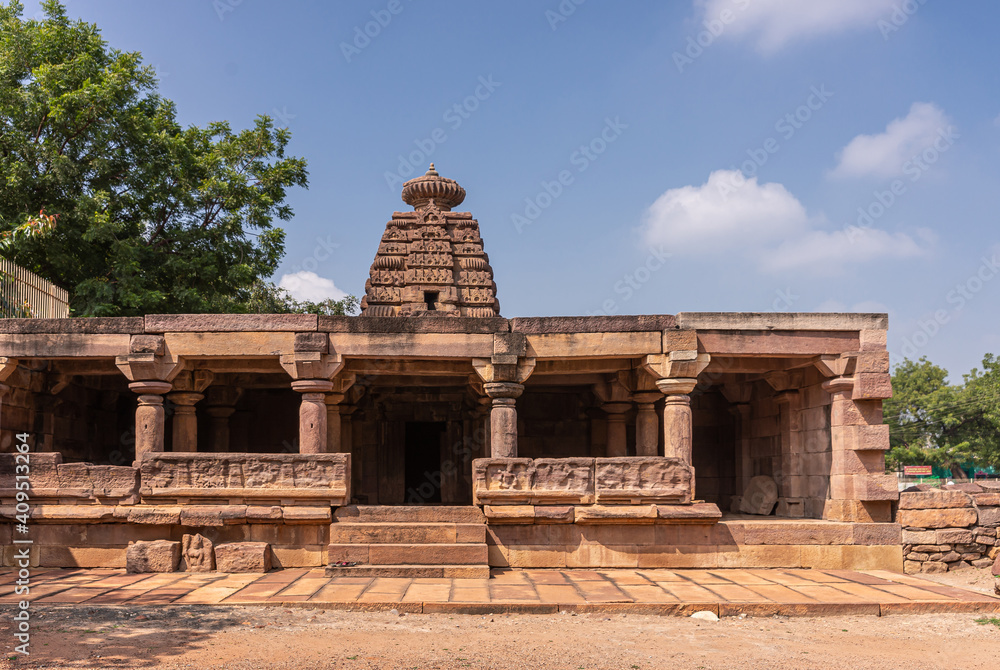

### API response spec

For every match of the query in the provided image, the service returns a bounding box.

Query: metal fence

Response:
[0,256,69,318]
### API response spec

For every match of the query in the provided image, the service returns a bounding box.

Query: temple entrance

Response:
[404,421,445,504]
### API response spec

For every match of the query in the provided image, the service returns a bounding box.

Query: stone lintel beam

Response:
[279,352,345,381]
[641,352,710,380]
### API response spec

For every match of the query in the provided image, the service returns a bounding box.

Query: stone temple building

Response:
[0,166,901,576]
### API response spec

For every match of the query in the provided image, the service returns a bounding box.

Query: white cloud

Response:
[830,102,950,179]
[641,170,808,252]
[278,271,348,302]
[762,227,930,274]
[699,0,897,53]
[640,169,932,274]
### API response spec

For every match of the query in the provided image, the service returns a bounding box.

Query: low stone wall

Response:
[0,452,351,569]
[898,485,1000,574]
[473,457,693,506]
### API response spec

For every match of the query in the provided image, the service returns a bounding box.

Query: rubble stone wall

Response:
[899,486,1000,574]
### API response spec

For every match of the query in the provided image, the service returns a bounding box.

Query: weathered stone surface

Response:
[320,315,509,334]
[738,476,778,516]
[574,505,658,524]
[594,458,693,504]
[901,529,935,545]
[473,458,594,505]
[920,561,948,574]
[896,508,978,529]
[181,534,215,572]
[898,490,974,510]
[145,313,317,332]
[215,542,272,573]
[126,506,181,525]
[139,453,350,504]
[0,317,143,334]
[993,553,1000,577]
[978,507,1000,527]
[126,540,179,573]
[936,528,974,545]
[512,315,676,334]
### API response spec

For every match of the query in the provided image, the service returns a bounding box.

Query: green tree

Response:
[884,355,1000,474]
[0,1,311,315]
[883,357,971,476]
[244,280,359,316]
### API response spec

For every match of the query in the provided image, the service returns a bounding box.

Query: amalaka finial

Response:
[426,163,438,176]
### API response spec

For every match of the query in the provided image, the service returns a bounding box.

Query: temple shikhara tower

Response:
[0,167,907,577]
[361,165,499,318]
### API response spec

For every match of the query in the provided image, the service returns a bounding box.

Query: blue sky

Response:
[25,0,1000,380]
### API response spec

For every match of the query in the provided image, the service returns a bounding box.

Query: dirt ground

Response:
[1,569,998,670]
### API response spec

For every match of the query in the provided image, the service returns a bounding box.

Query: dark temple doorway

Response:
[404,421,445,504]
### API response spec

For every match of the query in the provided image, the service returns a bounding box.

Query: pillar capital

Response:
[822,376,854,396]
[169,392,204,407]
[642,351,710,380]
[116,352,183,384]
[279,352,345,381]
[655,377,698,396]
[128,380,172,396]
[483,381,524,399]
[291,379,335,394]
[601,402,632,416]
[473,357,535,384]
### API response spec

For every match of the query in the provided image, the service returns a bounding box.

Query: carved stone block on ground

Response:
[739,476,778,516]
[215,542,272,573]
[181,533,215,572]
[126,540,180,573]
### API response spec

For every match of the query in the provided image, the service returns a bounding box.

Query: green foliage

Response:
[241,280,359,316]
[0,1,310,315]
[885,355,1000,472]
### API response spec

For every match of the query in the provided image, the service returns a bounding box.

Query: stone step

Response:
[329,543,489,566]
[334,505,486,524]
[328,522,487,545]
[324,564,490,579]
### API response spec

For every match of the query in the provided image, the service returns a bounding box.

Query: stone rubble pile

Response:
[898,483,1000,575]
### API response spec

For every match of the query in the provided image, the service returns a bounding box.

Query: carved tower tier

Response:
[360,164,501,317]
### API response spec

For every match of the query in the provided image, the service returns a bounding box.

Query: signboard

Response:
[904,465,933,476]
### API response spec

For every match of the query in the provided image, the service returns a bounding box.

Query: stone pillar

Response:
[774,390,804,517]
[169,392,203,453]
[633,391,661,457]
[730,403,753,496]
[602,402,631,458]
[129,381,171,463]
[204,386,241,453]
[324,393,345,453]
[484,382,523,458]
[292,380,333,454]
[656,378,696,465]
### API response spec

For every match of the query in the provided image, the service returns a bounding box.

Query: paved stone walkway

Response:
[3,568,998,616]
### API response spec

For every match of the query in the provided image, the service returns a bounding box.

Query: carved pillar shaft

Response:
[634,392,661,457]
[484,382,523,458]
[325,393,345,453]
[129,381,171,463]
[656,378,697,466]
[169,392,203,453]
[293,380,333,455]
[602,402,631,458]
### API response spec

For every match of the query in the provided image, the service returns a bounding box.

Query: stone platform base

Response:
[488,515,904,571]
